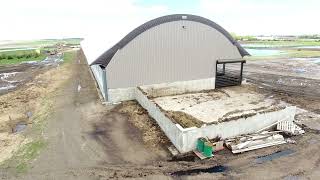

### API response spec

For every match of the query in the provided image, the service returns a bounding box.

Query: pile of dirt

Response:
[115,101,171,149]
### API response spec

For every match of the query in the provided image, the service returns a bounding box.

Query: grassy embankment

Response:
[63,50,77,64]
[0,49,46,65]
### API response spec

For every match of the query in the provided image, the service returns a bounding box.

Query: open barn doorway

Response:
[215,59,246,88]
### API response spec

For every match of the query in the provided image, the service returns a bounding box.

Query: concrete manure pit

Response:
[151,87,282,127]
[134,84,296,153]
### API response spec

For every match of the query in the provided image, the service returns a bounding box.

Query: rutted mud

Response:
[0,54,63,95]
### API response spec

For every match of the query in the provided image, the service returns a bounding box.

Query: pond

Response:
[245,48,286,57]
[241,44,286,48]
[294,46,320,49]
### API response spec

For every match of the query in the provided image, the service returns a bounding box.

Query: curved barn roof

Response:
[91,14,249,67]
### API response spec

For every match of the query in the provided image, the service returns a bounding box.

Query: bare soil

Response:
[0,53,319,179]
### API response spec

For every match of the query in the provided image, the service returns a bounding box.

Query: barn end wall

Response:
[106,20,242,89]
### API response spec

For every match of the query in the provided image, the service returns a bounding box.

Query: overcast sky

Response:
[1,0,319,40]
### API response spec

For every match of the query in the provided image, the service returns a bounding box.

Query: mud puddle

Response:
[170,165,228,176]
[255,149,295,164]
[12,122,27,133]
[290,57,320,64]
[0,72,20,94]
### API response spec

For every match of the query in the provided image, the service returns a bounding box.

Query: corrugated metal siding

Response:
[106,21,242,89]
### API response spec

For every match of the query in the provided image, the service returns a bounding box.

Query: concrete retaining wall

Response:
[135,89,185,151]
[181,106,296,152]
[107,87,136,103]
[134,88,296,153]
[104,80,297,153]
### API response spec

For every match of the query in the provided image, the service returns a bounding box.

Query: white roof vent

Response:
[182,15,187,19]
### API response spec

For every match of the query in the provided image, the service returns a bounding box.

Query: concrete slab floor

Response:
[150,85,285,126]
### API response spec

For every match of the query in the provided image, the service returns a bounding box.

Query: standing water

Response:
[245,48,286,57]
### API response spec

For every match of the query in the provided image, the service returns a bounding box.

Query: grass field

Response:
[0,38,82,50]
[0,38,82,65]
[241,40,320,47]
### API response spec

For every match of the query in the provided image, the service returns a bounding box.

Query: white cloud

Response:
[198,0,320,35]
[0,0,169,40]
[0,0,319,40]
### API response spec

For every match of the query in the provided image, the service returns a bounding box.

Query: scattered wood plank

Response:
[193,150,212,160]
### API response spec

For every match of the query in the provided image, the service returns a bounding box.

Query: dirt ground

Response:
[0,51,319,179]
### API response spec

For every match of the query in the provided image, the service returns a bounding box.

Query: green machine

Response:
[196,137,213,158]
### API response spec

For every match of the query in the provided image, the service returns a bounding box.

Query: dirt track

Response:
[0,52,320,179]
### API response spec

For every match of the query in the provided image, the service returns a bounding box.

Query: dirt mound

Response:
[165,111,204,128]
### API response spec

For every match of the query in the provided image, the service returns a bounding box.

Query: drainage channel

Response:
[170,165,229,176]
[255,149,295,164]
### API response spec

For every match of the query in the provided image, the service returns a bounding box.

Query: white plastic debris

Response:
[77,84,81,92]
[277,121,305,135]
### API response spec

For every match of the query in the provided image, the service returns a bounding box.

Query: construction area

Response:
[0,15,319,179]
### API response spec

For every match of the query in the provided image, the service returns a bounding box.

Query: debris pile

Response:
[224,120,304,154]
[193,119,305,158]
[225,131,286,154]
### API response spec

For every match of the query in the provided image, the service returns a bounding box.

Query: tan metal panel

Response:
[106,21,242,89]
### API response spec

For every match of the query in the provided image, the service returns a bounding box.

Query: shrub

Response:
[25,54,32,58]
[0,54,7,60]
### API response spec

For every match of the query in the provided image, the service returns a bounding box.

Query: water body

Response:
[0,72,20,93]
[13,122,27,133]
[245,48,285,57]
[241,44,289,48]
[294,46,320,49]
